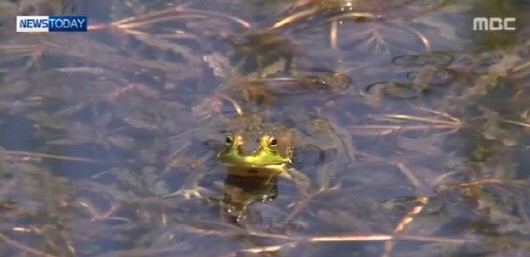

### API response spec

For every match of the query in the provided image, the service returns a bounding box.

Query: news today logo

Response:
[16,16,88,32]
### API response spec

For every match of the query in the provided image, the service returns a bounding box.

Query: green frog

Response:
[215,112,300,222]
[163,105,353,226]
[216,108,355,188]
[163,111,298,199]
[215,109,356,221]
[217,112,294,176]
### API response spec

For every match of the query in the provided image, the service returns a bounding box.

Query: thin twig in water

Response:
[383,162,429,257]
[270,6,320,30]
[0,231,59,257]
[90,5,251,31]
[5,150,100,163]
[380,114,459,126]
[499,118,530,129]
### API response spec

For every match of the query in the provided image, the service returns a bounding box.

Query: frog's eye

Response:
[269,137,278,147]
[225,136,233,145]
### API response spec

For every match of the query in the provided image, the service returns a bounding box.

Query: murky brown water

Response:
[0,0,530,256]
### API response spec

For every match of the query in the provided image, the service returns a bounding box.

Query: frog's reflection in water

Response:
[220,170,279,224]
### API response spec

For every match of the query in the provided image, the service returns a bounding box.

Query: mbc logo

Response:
[473,17,516,31]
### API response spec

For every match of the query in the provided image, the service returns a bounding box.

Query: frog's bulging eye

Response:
[225,136,233,145]
[269,137,278,147]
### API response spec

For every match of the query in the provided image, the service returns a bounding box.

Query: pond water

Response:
[1,0,530,256]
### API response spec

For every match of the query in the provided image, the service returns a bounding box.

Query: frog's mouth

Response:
[217,152,290,171]
[219,163,288,178]
[220,161,288,171]
[217,134,292,172]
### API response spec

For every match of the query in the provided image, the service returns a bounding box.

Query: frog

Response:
[217,107,355,190]
[214,111,300,222]
[162,110,297,200]
[215,109,355,221]
[163,97,354,226]
[217,112,294,176]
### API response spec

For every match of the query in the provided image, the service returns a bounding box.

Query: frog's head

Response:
[217,121,293,172]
